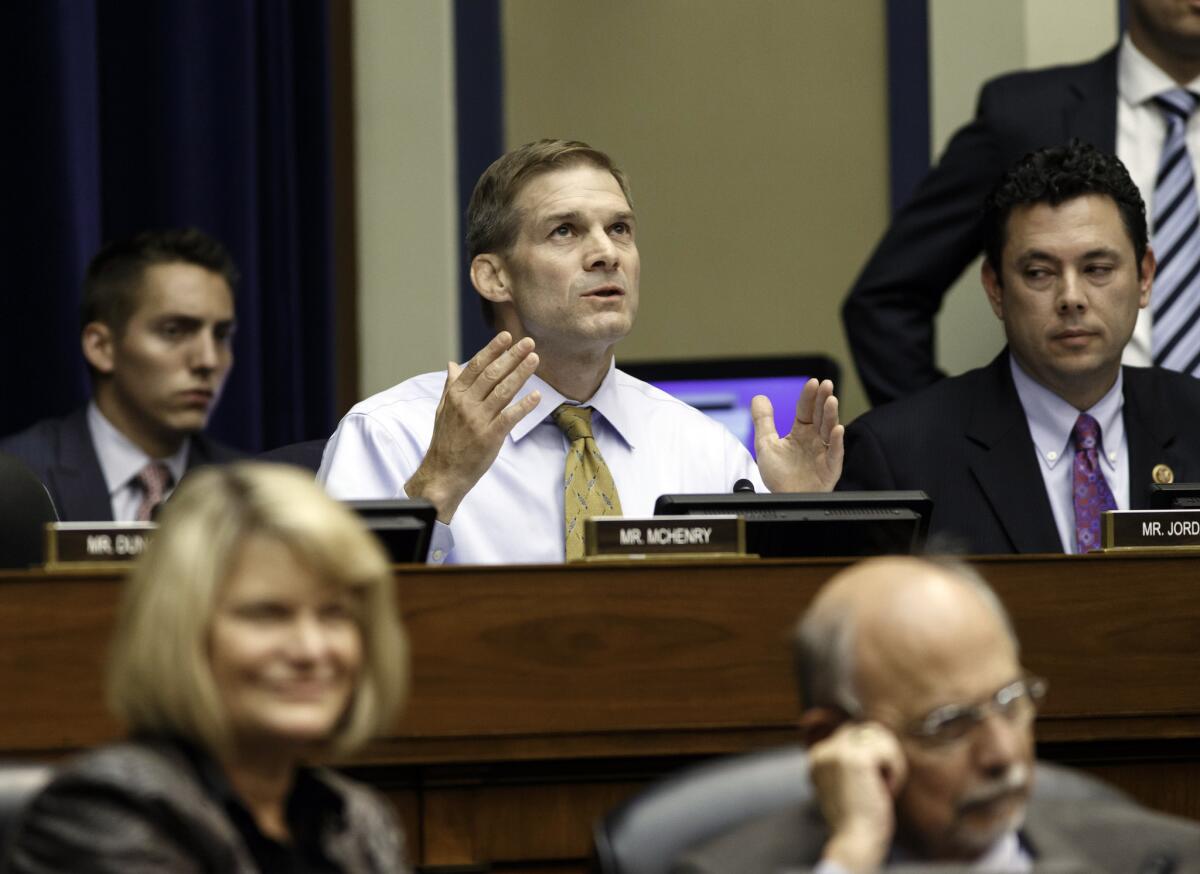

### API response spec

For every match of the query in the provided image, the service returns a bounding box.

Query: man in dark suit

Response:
[677,557,1200,873]
[839,142,1200,554]
[0,229,241,521]
[844,0,1200,407]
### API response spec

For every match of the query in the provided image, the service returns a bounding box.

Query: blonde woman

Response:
[6,463,409,873]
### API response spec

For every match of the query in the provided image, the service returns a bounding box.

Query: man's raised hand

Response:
[752,378,844,492]
[405,332,541,522]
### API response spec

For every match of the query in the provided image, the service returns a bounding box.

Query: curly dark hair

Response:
[982,141,1148,281]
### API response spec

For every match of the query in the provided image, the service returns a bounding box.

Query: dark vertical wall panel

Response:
[453,0,505,357]
[886,0,931,214]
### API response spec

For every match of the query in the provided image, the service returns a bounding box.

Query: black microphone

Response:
[732,478,756,493]
[1137,852,1177,874]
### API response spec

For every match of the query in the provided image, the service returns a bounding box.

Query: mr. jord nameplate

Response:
[584,515,744,558]
[45,522,156,567]
[1102,510,1200,551]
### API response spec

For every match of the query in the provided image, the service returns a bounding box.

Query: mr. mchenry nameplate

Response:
[45,522,156,567]
[1102,510,1200,551]
[583,515,744,559]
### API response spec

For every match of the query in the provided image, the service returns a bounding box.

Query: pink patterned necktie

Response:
[1071,414,1117,554]
[134,462,173,522]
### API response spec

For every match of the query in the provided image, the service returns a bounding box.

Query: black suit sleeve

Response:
[836,418,899,492]
[5,779,208,874]
[842,81,1010,407]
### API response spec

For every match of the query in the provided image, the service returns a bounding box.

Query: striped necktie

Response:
[1151,88,1200,374]
[552,404,622,560]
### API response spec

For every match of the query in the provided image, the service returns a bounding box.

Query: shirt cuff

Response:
[426,521,453,564]
[812,862,851,874]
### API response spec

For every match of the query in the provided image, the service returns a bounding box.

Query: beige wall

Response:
[353,0,460,398]
[502,0,890,420]
[929,0,1118,381]
[350,2,1120,419]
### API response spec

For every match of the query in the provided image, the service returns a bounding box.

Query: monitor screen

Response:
[1150,483,1200,510]
[621,356,840,458]
[654,490,932,558]
[344,499,437,564]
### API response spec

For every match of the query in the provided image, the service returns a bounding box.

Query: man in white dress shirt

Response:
[320,139,844,563]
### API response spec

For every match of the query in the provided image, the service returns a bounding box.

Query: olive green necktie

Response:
[552,404,623,560]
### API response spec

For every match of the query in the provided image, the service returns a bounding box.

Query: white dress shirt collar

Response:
[883,829,1030,872]
[1119,33,1200,108]
[1121,34,1172,108]
[1009,357,1123,476]
[87,401,190,496]
[509,357,637,449]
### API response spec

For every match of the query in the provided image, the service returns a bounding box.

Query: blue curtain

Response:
[0,0,336,452]
[454,0,504,357]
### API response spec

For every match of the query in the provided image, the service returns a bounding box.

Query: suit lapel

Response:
[1020,809,1094,871]
[965,354,1063,553]
[1124,368,1182,509]
[187,433,241,469]
[185,433,207,471]
[1063,48,1118,151]
[51,409,116,522]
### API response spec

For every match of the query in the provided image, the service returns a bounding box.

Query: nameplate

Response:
[583,515,745,559]
[1101,510,1200,551]
[45,522,156,567]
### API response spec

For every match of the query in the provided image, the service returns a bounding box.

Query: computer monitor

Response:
[1150,483,1200,510]
[621,356,840,458]
[344,499,437,563]
[654,491,933,558]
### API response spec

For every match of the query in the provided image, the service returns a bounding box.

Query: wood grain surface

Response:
[3,554,1199,871]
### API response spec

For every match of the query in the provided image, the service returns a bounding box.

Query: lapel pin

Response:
[1152,464,1174,485]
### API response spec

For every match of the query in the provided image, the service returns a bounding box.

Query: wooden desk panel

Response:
[394,555,1200,749]
[3,554,1200,870]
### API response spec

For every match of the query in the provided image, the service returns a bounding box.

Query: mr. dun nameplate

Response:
[44,522,156,567]
[584,515,745,558]
[1102,510,1200,551]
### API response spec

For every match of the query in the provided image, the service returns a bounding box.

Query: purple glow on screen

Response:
[649,375,811,458]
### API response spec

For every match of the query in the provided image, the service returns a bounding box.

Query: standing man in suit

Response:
[844,0,1200,407]
[839,142,1200,554]
[678,557,1200,873]
[0,229,241,521]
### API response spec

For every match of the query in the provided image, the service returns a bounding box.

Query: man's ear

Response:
[798,707,847,748]
[81,322,116,375]
[981,260,1005,321]
[471,253,512,305]
[1138,245,1157,310]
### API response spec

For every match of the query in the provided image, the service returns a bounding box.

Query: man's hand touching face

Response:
[405,332,542,522]
[810,721,908,873]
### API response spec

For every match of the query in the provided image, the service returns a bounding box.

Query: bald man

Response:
[678,558,1200,873]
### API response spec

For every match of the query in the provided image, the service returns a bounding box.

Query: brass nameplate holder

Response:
[581,515,745,561]
[1101,510,1200,552]
[45,522,156,568]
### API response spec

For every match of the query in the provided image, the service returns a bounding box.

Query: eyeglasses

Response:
[901,676,1047,750]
